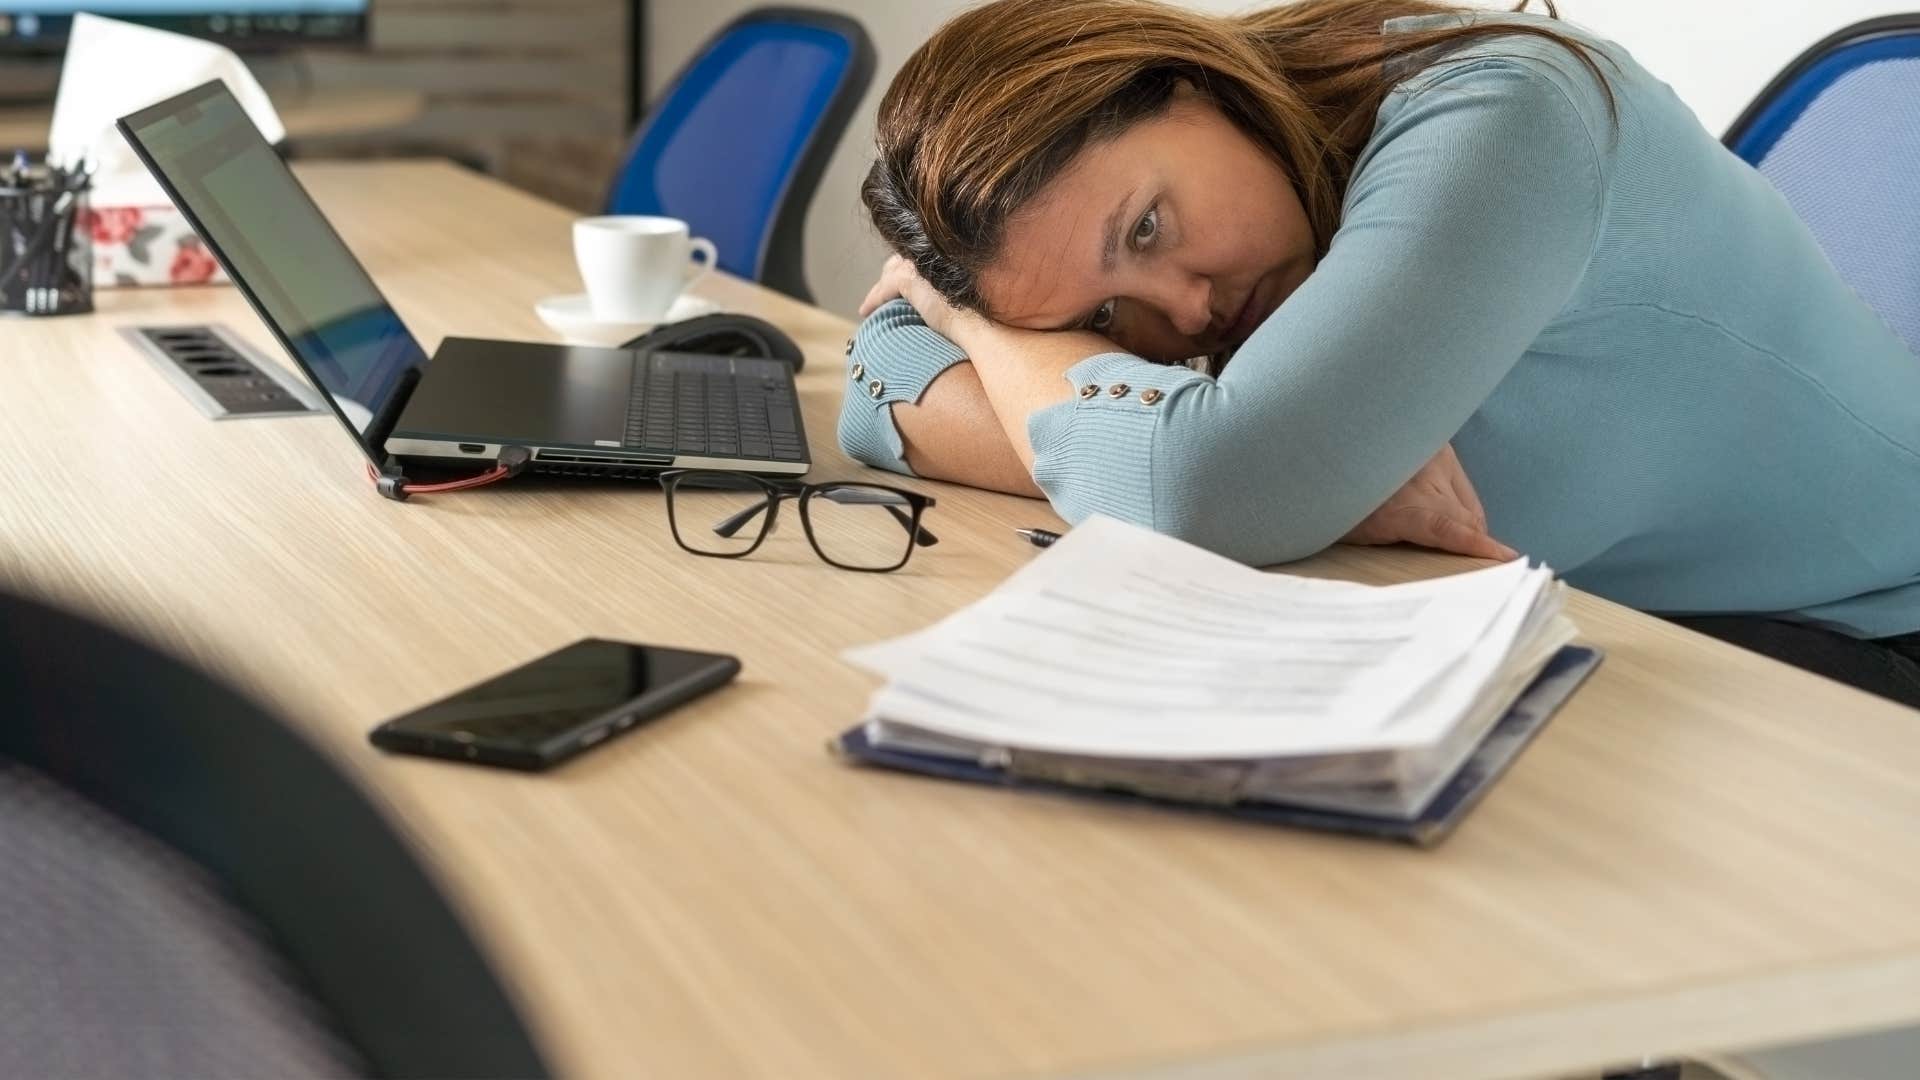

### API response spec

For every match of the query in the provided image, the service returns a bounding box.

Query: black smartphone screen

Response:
[369,639,740,770]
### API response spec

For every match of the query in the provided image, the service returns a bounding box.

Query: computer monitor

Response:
[0,2,368,53]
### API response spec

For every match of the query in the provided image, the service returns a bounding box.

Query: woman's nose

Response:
[1163,275,1213,337]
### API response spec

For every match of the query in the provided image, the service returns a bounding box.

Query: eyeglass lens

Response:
[804,485,919,571]
[667,473,773,557]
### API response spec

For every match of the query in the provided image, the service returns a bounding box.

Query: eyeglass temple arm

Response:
[889,504,939,547]
[710,493,788,539]
[816,487,938,546]
[709,489,938,546]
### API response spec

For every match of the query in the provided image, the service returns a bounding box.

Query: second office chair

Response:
[607,7,876,304]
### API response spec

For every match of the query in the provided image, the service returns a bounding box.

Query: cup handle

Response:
[686,237,718,286]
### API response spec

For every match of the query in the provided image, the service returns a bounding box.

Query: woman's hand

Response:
[1341,444,1519,560]
[859,254,986,343]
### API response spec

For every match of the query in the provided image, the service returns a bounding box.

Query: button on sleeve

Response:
[836,300,971,476]
[1026,354,1214,530]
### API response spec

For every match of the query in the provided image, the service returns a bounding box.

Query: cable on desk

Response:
[367,446,532,501]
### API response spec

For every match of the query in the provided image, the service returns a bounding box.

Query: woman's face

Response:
[976,87,1317,363]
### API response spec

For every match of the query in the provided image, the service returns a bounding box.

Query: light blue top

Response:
[839,13,1920,638]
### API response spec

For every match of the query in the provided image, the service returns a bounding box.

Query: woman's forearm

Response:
[953,323,1115,471]
[893,362,1044,497]
[836,300,1044,497]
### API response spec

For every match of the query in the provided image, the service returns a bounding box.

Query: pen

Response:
[45,189,74,314]
[1013,526,1063,549]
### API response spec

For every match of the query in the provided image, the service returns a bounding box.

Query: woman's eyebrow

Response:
[1099,186,1140,274]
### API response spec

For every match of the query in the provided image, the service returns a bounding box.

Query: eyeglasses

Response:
[658,469,938,573]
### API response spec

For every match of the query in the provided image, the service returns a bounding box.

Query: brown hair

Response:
[863,0,1614,313]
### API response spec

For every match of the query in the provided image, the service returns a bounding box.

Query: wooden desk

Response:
[5,160,1920,1080]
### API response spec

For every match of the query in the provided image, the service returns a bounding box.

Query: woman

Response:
[837,0,1920,703]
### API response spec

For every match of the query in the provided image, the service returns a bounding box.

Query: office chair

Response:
[1724,14,1920,356]
[1710,32,1920,1080]
[0,591,550,1079]
[606,7,876,304]
[1712,33,1920,1066]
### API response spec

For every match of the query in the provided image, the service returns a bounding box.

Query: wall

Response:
[282,0,631,212]
[0,0,632,213]
[646,0,1913,318]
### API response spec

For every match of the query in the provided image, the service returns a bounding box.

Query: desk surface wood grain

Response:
[5,160,1919,1080]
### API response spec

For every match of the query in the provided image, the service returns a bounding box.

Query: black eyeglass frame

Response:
[657,469,939,573]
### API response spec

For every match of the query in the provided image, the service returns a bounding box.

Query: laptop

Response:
[117,80,809,482]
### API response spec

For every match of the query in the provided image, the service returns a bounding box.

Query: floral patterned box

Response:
[78,204,224,288]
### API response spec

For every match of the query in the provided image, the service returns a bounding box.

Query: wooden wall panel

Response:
[0,59,60,104]
[281,0,633,212]
[0,0,635,213]
[373,4,625,51]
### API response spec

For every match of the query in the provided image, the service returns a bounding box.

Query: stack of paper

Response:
[839,516,1595,835]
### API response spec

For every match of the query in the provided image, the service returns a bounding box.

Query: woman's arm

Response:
[835,299,1040,496]
[892,363,1042,497]
[843,293,1513,559]
[887,56,1608,565]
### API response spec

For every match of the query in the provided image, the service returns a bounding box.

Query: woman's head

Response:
[959,80,1319,363]
[863,0,1605,361]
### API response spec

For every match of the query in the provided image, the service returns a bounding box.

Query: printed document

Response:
[845,515,1571,761]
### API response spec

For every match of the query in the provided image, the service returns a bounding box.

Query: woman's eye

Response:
[1131,207,1159,247]
[1088,300,1116,331]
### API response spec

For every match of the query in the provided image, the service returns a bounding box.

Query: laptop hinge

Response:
[363,365,423,457]
[366,365,423,501]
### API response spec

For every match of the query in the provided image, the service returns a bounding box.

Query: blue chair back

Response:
[1725,16,1920,355]
[607,8,874,303]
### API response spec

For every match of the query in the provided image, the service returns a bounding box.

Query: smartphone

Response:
[369,638,740,771]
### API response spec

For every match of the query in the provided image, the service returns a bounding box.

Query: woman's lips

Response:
[1226,282,1266,344]
[1225,259,1316,347]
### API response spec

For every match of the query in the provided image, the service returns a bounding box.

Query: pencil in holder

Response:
[0,159,93,317]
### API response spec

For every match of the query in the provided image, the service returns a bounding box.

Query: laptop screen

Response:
[118,80,427,457]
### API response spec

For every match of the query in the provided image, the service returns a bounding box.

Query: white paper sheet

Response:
[845,516,1565,759]
[49,14,286,204]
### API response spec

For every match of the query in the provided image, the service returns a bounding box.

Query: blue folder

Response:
[834,645,1602,846]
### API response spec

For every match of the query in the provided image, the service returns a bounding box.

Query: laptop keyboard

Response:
[624,353,805,461]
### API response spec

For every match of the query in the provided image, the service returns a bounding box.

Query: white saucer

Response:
[534,293,721,347]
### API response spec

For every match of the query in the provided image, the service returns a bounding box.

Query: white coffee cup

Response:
[573,215,718,322]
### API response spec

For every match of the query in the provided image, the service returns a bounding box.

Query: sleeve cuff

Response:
[835,300,970,476]
[1026,353,1212,527]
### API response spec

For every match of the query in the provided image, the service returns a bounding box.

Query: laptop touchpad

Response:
[396,337,633,446]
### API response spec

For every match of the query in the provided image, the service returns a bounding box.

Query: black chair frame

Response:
[1723,13,1920,149]
[0,592,551,1078]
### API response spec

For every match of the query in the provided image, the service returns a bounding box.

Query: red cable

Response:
[364,461,512,496]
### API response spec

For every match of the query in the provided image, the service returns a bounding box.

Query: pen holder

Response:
[0,165,93,317]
